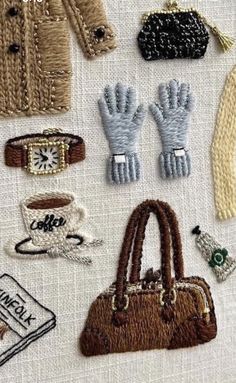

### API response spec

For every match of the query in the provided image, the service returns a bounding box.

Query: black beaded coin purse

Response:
[138,0,234,61]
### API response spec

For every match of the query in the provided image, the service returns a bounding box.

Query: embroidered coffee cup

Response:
[21,192,86,247]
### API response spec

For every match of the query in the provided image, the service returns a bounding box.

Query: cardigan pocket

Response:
[35,17,71,76]
[31,17,71,113]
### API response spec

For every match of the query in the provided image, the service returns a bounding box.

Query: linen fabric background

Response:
[0,0,235,382]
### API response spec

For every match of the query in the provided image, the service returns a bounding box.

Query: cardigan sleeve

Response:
[212,66,236,220]
[62,0,117,58]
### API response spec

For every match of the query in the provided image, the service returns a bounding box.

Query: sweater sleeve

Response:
[62,0,117,58]
[212,66,236,220]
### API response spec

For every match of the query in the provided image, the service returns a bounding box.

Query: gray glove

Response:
[150,80,194,179]
[98,83,146,184]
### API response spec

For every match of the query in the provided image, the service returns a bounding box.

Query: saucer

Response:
[5,233,103,264]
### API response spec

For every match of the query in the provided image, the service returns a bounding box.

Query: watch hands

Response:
[40,153,48,162]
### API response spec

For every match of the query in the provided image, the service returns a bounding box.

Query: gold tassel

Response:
[198,12,235,52]
[211,26,235,52]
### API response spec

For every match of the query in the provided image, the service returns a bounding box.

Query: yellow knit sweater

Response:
[212,66,236,220]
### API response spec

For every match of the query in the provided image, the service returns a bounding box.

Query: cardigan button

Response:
[94,27,106,39]
[9,43,20,53]
[8,7,19,17]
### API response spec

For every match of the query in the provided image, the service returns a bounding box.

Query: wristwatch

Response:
[5,129,85,175]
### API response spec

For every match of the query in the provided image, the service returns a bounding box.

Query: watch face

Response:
[31,146,60,172]
[27,141,68,175]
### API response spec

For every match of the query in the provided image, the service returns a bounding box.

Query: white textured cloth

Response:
[0,0,236,382]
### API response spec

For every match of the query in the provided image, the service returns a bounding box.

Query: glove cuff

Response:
[159,149,191,179]
[108,153,140,184]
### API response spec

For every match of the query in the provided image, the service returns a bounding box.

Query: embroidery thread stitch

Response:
[138,0,234,61]
[30,214,66,232]
[0,0,116,118]
[62,0,117,58]
[80,200,217,356]
[98,83,146,184]
[5,234,103,265]
[21,192,86,247]
[150,80,194,179]
[5,129,86,176]
[192,226,236,282]
[212,66,236,220]
[0,274,56,367]
[5,193,103,264]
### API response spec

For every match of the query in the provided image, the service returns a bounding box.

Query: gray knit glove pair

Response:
[99,80,194,184]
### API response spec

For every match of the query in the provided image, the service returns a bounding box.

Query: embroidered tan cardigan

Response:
[0,0,116,118]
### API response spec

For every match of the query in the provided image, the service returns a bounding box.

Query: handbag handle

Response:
[114,200,184,310]
[129,200,183,283]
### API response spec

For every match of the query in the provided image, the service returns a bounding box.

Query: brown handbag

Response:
[80,200,217,356]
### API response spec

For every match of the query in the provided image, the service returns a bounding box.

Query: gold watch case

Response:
[24,139,69,176]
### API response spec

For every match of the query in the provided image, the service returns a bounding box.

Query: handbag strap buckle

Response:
[112,294,129,311]
[160,288,177,307]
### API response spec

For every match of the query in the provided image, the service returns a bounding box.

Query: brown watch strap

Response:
[5,132,85,168]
